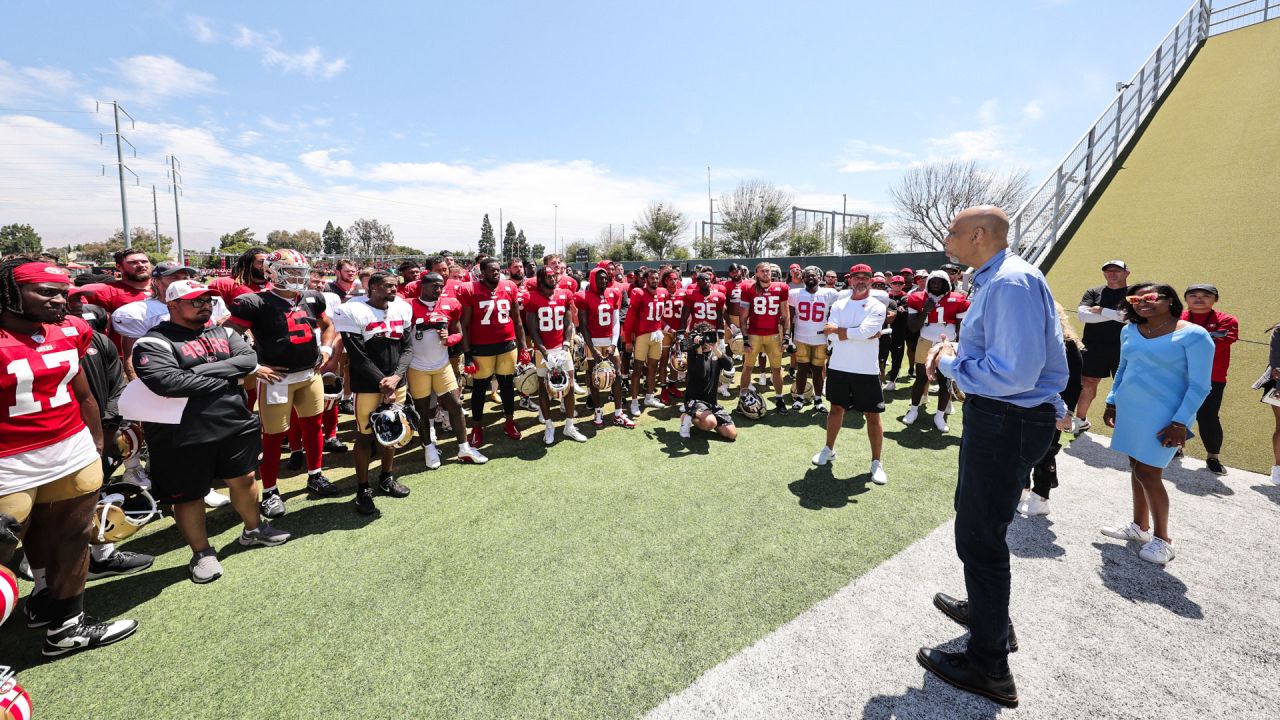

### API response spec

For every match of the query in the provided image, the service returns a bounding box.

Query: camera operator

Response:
[678,322,737,441]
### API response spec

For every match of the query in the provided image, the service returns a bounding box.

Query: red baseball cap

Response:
[899,267,914,276]
[890,275,905,283]
[848,263,873,275]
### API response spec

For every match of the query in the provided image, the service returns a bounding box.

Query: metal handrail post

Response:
[1084,127,1095,191]
[1154,45,1163,100]
[1113,91,1124,165]
[1051,166,1064,247]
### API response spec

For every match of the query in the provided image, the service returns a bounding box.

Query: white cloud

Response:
[838,159,909,173]
[299,149,355,177]
[0,61,80,102]
[1022,100,1044,121]
[188,15,217,43]
[924,127,1011,162]
[231,24,347,79]
[109,55,218,103]
[837,141,915,174]
[237,130,263,146]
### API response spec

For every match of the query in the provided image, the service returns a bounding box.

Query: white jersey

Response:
[331,297,412,342]
[825,294,886,375]
[111,296,229,339]
[788,287,840,345]
[407,298,453,372]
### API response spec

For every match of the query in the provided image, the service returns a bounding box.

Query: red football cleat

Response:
[667,386,684,399]
[659,388,672,405]
[468,424,484,448]
[613,413,636,429]
[503,419,520,440]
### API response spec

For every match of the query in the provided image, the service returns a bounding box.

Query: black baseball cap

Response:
[151,261,197,278]
[1183,283,1219,298]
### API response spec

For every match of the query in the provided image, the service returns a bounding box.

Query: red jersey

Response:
[739,281,790,335]
[718,279,744,308]
[522,275,577,294]
[624,287,669,339]
[401,277,463,301]
[904,290,970,343]
[0,315,93,458]
[1182,310,1238,383]
[576,286,623,341]
[663,289,687,331]
[523,287,575,349]
[410,295,461,325]
[209,276,271,307]
[683,287,728,328]
[458,279,521,346]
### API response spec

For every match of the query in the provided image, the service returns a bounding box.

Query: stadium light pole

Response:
[553,204,558,255]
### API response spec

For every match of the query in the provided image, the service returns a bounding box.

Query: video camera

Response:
[684,330,719,351]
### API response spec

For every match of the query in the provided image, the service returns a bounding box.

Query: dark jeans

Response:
[1194,381,1226,454]
[955,395,1057,676]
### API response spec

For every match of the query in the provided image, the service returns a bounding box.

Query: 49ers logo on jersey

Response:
[179,337,231,359]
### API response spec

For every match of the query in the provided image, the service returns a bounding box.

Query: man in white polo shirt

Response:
[811,264,888,485]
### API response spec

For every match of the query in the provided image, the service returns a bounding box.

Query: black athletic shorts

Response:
[1080,343,1121,378]
[686,399,734,427]
[825,368,885,413]
[148,426,262,505]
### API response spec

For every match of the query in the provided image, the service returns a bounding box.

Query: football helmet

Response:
[570,334,586,365]
[592,359,616,392]
[728,334,745,357]
[115,423,143,462]
[0,565,16,627]
[321,372,344,400]
[0,676,31,720]
[263,248,311,292]
[669,349,688,374]
[402,400,422,432]
[92,480,159,545]
[720,365,736,384]
[737,388,766,420]
[544,349,572,400]
[370,403,413,449]
[515,363,540,397]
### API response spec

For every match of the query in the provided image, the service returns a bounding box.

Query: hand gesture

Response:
[1103,404,1117,428]
[1157,423,1187,448]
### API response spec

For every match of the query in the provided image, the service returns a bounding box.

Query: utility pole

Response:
[98,101,137,247]
[151,184,160,255]
[553,204,558,256]
[169,156,184,263]
[707,166,714,248]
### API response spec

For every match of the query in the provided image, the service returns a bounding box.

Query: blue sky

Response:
[0,0,1197,252]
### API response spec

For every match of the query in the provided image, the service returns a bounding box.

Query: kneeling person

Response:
[679,323,738,441]
[133,280,289,584]
[332,272,414,515]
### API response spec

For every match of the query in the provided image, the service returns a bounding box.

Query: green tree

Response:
[563,240,594,264]
[691,232,717,259]
[529,243,545,261]
[839,219,893,254]
[322,221,348,255]
[347,218,395,258]
[668,245,691,261]
[218,228,257,250]
[501,221,517,262]
[632,202,689,260]
[0,224,42,256]
[788,221,829,256]
[385,244,425,256]
[478,214,496,257]
[717,180,793,257]
[267,229,321,253]
[514,229,529,260]
[77,227,174,263]
[596,227,642,261]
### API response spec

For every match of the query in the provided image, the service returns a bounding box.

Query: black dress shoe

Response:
[933,592,1019,652]
[916,647,1018,708]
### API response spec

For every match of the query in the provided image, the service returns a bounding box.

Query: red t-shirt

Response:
[1182,310,1238,383]
[739,281,790,335]
[576,287,623,341]
[522,287,575,349]
[0,315,92,457]
[457,279,520,346]
[624,287,669,339]
[683,287,728,328]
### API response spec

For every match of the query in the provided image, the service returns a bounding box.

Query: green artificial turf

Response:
[1044,19,1280,474]
[1,391,963,720]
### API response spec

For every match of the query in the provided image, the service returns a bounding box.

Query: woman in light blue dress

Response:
[1100,283,1213,565]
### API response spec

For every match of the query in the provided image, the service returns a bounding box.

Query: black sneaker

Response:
[354,487,378,515]
[286,451,305,471]
[338,399,355,415]
[43,612,139,657]
[25,588,54,628]
[87,550,155,581]
[772,397,790,416]
[259,491,286,519]
[306,473,341,497]
[323,437,348,453]
[378,474,410,498]
[1206,457,1227,475]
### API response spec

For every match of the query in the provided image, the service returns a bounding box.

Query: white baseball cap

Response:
[165,280,217,302]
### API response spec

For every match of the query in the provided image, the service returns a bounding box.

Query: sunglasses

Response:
[184,298,214,308]
[1125,292,1167,305]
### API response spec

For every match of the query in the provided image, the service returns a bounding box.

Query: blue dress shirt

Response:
[937,250,1068,418]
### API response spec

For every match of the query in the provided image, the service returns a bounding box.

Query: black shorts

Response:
[825,368,885,413]
[148,426,262,505]
[686,399,734,427]
[1081,343,1121,378]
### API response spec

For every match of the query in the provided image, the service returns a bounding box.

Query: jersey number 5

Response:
[286,312,314,345]
[6,350,78,416]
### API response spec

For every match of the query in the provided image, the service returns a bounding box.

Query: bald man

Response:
[919,205,1071,708]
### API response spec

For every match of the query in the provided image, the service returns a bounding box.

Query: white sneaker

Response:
[574,383,589,396]
[564,424,587,443]
[813,399,828,414]
[1139,537,1176,564]
[933,411,949,432]
[678,417,692,439]
[1101,521,1153,543]
[644,394,664,409]
[718,384,731,398]
[870,460,887,485]
[903,406,919,425]
[630,399,641,416]
[944,399,955,416]
[424,443,442,470]
[1271,465,1280,486]
[1072,417,1091,435]
[791,397,805,412]
[203,489,230,508]
[1021,492,1050,516]
[543,423,556,446]
[457,444,488,464]
[428,422,438,444]
[812,446,835,466]
[881,380,895,392]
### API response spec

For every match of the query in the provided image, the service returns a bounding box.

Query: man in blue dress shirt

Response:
[920,205,1072,708]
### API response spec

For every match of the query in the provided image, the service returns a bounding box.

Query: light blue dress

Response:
[1106,322,1214,468]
